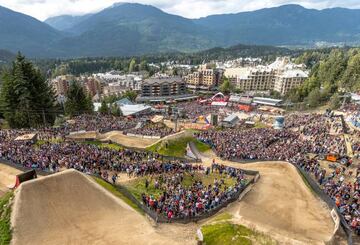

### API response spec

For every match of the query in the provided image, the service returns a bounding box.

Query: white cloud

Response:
[0,0,359,21]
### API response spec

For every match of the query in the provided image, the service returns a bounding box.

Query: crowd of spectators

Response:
[290,155,360,235]
[176,102,235,121]
[64,114,138,133]
[196,128,305,161]
[124,122,175,138]
[142,163,248,219]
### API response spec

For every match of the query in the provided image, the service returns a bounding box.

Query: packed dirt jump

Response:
[11,169,187,245]
[0,163,21,196]
[198,151,335,244]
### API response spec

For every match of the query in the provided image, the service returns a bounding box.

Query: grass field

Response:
[92,177,144,215]
[0,192,13,245]
[83,141,123,151]
[201,222,277,245]
[124,172,238,202]
[147,136,210,158]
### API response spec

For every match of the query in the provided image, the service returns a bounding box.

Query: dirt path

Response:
[0,163,22,197]
[199,151,335,244]
[11,169,193,245]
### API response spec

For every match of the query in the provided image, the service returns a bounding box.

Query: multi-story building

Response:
[82,77,102,97]
[50,75,74,96]
[273,70,308,95]
[224,57,308,95]
[185,65,222,91]
[94,72,143,91]
[137,76,195,103]
[225,67,274,91]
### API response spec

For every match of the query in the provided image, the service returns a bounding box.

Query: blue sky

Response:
[1,0,360,21]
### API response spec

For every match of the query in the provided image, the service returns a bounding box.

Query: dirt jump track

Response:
[10,170,187,245]
[7,157,336,244]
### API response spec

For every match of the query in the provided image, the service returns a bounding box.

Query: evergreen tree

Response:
[0,53,56,128]
[110,103,122,116]
[129,59,137,73]
[306,88,322,108]
[219,77,233,94]
[139,60,148,71]
[99,101,109,114]
[64,81,93,117]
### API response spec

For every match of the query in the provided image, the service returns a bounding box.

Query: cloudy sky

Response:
[1,0,360,21]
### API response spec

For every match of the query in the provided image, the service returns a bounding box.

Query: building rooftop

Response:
[279,69,308,78]
[223,114,239,123]
[120,104,152,116]
[115,98,134,106]
[143,76,183,85]
[253,97,283,106]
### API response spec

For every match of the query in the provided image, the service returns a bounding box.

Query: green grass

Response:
[182,172,236,189]
[92,177,144,215]
[254,122,268,129]
[147,136,210,157]
[0,192,13,245]
[83,141,123,151]
[124,177,164,201]
[0,121,10,130]
[194,140,211,153]
[201,222,277,245]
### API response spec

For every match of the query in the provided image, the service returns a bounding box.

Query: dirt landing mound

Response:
[100,131,157,149]
[0,163,21,196]
[200,153,334,244]
[233,162,334,244]
[11,170,181,245]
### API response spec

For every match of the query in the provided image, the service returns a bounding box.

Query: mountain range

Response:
[0,3,359,58]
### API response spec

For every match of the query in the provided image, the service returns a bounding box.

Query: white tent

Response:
[120,104,151,116]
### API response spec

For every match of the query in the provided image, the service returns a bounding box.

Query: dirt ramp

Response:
[11,170,180,245]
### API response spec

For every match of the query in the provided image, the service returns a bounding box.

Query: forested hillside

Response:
[288,48,360,108]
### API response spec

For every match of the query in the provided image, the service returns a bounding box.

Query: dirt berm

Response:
[11,169,183,245]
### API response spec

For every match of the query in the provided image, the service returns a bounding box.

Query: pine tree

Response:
[129,58,137,73]
[0,53,56,128]
[110,103,122,116]
[64,81,93,117]
[99,101,109,114]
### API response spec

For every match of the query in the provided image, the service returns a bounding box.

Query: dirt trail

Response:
[11,169,191,245]
[0,163,21,196]
[200,151,335,244]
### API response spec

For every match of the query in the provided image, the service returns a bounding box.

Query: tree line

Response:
[287,48,360,109]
